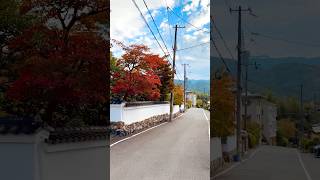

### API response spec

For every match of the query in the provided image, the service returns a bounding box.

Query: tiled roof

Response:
[45,127,108,144]
[0,116,108,144]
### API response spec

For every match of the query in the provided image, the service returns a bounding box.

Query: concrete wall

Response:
[222,135,237,153]
[110,103,184,124]
[40,141,108,180]
[210,137,222,161]
[0,135,36,180]
[0,132,108,180]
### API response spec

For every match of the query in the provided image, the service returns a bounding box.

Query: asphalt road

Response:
[110,108,210,180]
[215,145,320,180]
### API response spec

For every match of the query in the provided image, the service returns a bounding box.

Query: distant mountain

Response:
[211,56,320,100]
[175,79,209,94]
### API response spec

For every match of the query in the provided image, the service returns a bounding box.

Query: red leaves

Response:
[6,24,108,107]
[111,43,168,101]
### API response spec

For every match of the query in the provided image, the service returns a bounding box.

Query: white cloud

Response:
[111,0,210,80]
[160,20,170,31]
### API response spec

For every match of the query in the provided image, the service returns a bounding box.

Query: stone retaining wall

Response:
[110,112,181,138]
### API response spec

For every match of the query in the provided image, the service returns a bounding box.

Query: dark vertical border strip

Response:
[106,0,111,180]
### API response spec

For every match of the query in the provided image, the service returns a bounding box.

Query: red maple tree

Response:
[5,0,108,126]
[111,43,171,102]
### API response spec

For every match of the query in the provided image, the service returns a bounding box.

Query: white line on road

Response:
[202,109,210,139]
[296,150,313,180]
[110,113,184,147]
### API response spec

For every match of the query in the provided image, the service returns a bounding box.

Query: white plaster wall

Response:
[210,137,222,161]
[222,135,237,153]
[173,105,183,114]
[110,103,184,124]
[40,140,108,180]
[0,132,108,180]
[0,133,48,180]
[0,142,35,180]
[110,103,124,122]
[122,104,169,124]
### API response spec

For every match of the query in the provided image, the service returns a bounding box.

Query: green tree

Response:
[157,61,173,101]
[247,121,261,148]
[196,99,203,108]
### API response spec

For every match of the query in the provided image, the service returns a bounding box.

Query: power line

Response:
[163,0,173,48]
[131,0,168,57]
[142,0,172,59]
[211,40,231,73]
[167,6,210,33]
[131,0,183,82]
[210,16,231,73]
[176,42,210,52]
[211,15,235,60]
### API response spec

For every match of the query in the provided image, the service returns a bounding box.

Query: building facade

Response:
[242,94,277,145]
[186,91,197,107]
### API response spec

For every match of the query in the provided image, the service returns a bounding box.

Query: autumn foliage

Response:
[3,0,108,126]
[111,42,173,102]
[210,73,235,137]
[173,85,184,105]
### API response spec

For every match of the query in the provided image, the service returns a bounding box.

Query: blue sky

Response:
[111,0,210,80]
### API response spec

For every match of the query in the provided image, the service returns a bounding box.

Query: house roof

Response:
[45,127,108,144]
[0,116,108,144]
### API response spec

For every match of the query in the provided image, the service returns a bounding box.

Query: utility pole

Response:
[299,84,304,148]
[230,6,253,160]
[182,63,189,112]
[169,25,185,122]
[243,51,250,131]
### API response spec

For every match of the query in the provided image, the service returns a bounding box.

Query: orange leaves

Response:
[6,20,108,106]
[211,73,236,137]
[111,43,170,101]
[173,85,184,105]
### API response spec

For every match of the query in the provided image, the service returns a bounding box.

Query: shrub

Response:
[247,121,261,148]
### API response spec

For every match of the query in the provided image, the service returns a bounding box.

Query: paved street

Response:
[110,108,210,180]
[215,145,320,180]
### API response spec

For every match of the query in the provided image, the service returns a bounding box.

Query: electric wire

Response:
[142,0,172,60]
[131,0,168,58]
[211,15,235,60]
[167,6,210,33]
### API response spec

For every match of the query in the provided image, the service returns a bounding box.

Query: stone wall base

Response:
[110,112,181,141]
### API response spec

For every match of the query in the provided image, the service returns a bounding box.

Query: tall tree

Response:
[173,85,183,105]
[5,0,108,127]
[111,43,171,102]
[211,73,235,137]
[154,58,173,101]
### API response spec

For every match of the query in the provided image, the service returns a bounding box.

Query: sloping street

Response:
[215,146,320,180]
[110,108,210,180]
